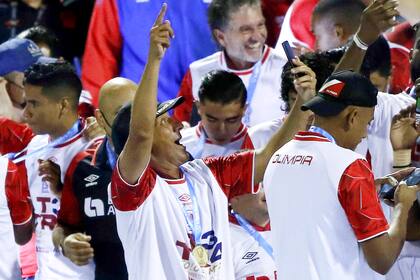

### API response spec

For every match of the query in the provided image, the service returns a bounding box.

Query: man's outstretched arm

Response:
[118,4,174,184]
[253,58,316,184]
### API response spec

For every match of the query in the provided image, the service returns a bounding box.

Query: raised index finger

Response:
[154,3,167,26]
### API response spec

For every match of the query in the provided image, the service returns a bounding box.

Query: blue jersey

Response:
[82,0,218,106]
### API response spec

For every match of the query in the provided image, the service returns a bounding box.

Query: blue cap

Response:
[0,38,56,76]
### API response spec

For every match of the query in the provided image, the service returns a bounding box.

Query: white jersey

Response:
[188,46,286,126]
[180,122,277,278]
[355,92,415,178]
[248,118,284,150]
[25,131,95,280]
[263,131,389,280]
[0,158,21,280]
[111,152,258,280]
[229,218,277,280]
[180,123,254,158]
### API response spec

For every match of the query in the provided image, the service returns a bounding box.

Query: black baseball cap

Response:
[112,96,184,155]
[301,70,378,116]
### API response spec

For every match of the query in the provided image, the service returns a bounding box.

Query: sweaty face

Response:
[312,16,342,51]
[153,113,189,165]
[217,4,267,67]
[198,100,245,145]
[23,84,62,136]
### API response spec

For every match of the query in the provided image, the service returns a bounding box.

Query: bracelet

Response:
[393,149,412,168]
[353,34,369,51]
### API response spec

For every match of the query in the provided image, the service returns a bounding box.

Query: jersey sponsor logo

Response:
[35,196,59,230]
[84,174,99,187]
[84,197,116,217]
[272,154,313,166]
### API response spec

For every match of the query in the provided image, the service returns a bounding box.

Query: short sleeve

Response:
[338,159,389,242]
[111,161,157,211]
[0,117,34,154]
[203,151,258,199]
[5,161,32,225]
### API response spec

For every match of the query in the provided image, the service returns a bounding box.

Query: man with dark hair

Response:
[181,70,249,158]
[18,26,60,57]
[174,0,287,126]
[312,0,365,51]
[110,5,313,279]
[7,61,97,279]
[51,77,135,280]
[311,0,411,94]
[361,36,392,92]
[264,70,419,279]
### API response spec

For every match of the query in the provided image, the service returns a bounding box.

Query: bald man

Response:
[52,77,136,280]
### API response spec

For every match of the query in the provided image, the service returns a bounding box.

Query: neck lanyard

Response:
[231,210,274,259]
[105,138,117,169]
[5,120,83,164]
[172,169,202,246]
[190,127,207,159]
[308,125,336,144]
[243,60,262,126]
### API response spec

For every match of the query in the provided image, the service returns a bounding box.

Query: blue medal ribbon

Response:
[308,125,336,144]
[231,210,274,259]
[172,169,202,246]
[243,60,262,126]
[5,120,83,163]
[105,138,117,169]
[190,128,207,160]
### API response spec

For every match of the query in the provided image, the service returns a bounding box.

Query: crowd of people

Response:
[1,0,420,280]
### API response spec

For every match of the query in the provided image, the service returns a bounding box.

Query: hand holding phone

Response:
[282,41,296,63]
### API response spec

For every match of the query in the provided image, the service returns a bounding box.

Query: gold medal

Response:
[192,245,208,267]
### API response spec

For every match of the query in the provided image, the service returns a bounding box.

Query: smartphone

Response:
[416,96,420,127]
[282,41,296,63]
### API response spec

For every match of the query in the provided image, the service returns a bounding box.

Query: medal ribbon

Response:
[105,138,117,169]
[231,210,274,259]
[308,125,336,144]
[172,169,203,246]
[5,119,83,164]
[243,60,262,126]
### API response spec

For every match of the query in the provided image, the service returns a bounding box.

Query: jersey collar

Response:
[229,213,271,232]
[195,122,248,144]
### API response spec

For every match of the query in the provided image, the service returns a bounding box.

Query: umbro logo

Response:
[84,174,99,187]
[178,193,191,202]
[242,252,259,264]
[242,252,258,260]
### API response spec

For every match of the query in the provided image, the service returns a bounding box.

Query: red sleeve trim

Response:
[173,70,194,122]
[0,117,34,154]
[5,161,32,225]
[337,159,389,242]
[57,150,93,227]
[111,159,157,211]
[203,151,258,199]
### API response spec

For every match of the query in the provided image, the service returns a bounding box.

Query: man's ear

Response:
[334,24,346,43]
[94,108,106,129]
[344,107,358,131]
[213,29,226,48]
[196,101,202,116]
